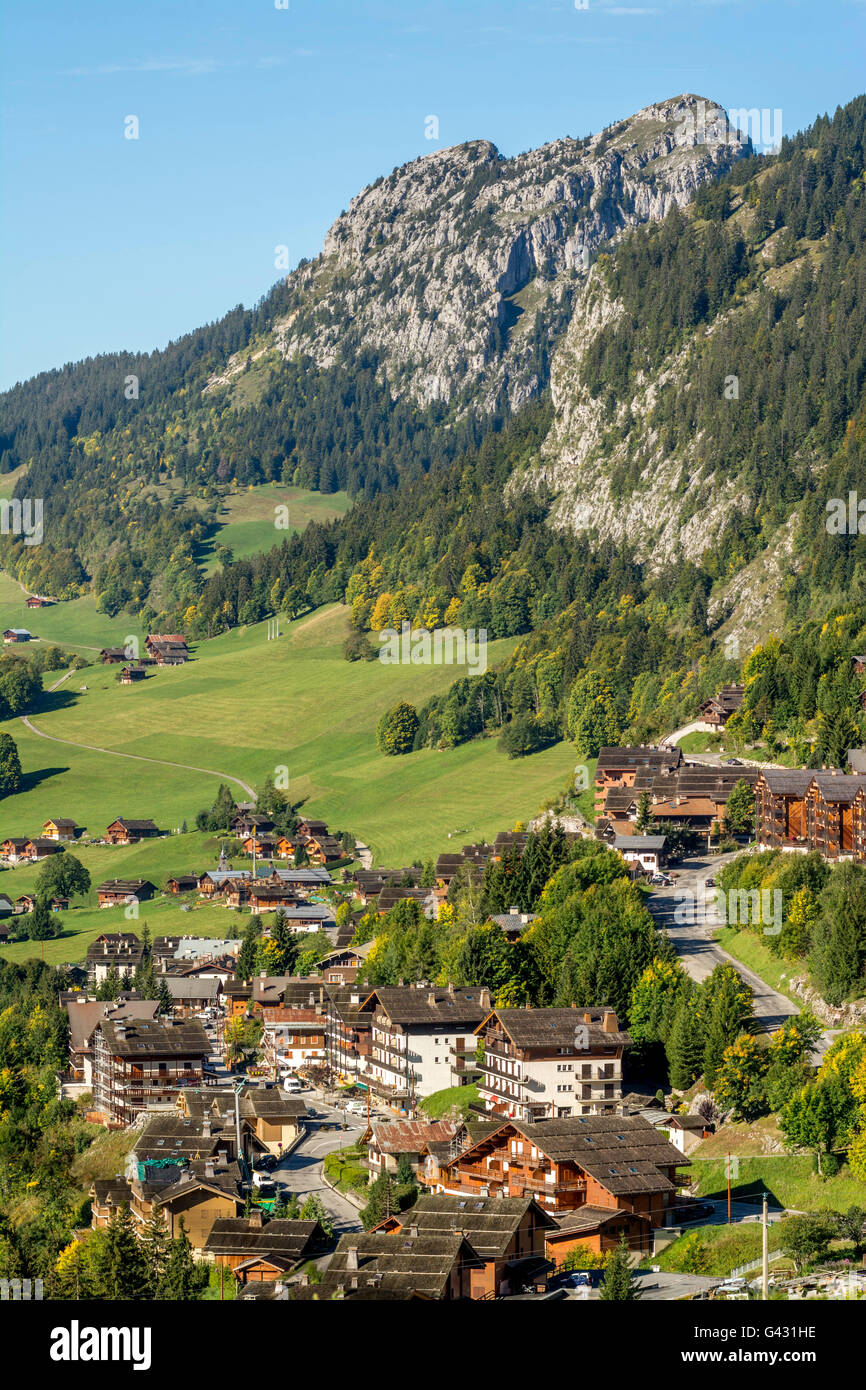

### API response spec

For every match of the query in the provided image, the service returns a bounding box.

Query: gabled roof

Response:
[389,1194,556,1258]
[98,1017,208,1058]
[363,985,489,1028]
[369,1118,460,1156]
[480,1007,630,1050]
[324,1231,482,1297]
[204,1218,322,1262]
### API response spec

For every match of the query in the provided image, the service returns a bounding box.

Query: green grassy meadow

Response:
[0,602,576,964]
[0,573,147,652]
[197,485,352,573]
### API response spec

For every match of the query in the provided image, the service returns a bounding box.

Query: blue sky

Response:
[1,0,864,389]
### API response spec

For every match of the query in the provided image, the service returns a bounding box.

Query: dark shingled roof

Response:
[98,1017,209,1058]
[390,1195,557,1258]
[483,1007,631,1050]
[204,1218,322,1264]
[596,746,683,775]
[323,1231,483,1297]
[550,1205,649,1233]
[365,985,489,1028]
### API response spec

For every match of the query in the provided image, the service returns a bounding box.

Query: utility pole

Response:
[727,1155,731,1225]
[761,1190,770,1300]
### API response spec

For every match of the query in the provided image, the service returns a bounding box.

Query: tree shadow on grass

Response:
[17,764,70,794]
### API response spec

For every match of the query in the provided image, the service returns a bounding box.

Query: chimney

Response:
[345,1245,359,1271]
[602,1009,618,1034]
[447,982,454,997]
[479,987,491,1010]
[583,1011,592,1025]
[407,1223,419,1239]
[248,1207,264,1228]
[427,991,437,1007]
[202,1117,212,1138]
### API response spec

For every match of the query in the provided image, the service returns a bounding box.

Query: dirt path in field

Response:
[19,712,258,801]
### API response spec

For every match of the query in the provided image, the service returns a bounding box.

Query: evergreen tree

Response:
[139,1211,170,1296]
[599,1237,639,1300]
[94,1204,150,1300]
[299,1193,334,1239]
[667,997,705,1090]
[156,1218,208,1300]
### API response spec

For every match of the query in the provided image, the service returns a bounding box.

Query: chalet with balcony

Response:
[261,1003,327,1075]
[428,1114,689,1252]
[96,878,156,908]
[754,769,813,849]
[104,818,161,844]
[594,746,683,813]
[91,1017,209,1127]
[476,1007,630,1121]
[323,983,373,1079]
[65,994,160,1084]
[361,984,491,1105]
[698,684,745,727]
[42,817,78,841]
[364,1117,463,1183]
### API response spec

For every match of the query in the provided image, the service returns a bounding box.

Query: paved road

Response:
[631,1271,720,1301]
[274,1103,366,1237]
[646,854,799,1031]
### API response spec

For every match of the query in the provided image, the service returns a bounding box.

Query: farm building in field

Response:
[104,818,161,843]
[1,838,31,862]
[120,665,147,684]
[100,648,128,663]
[25,836,67,860]
[96,879,156,908]
[3,628,31,643]
[26,595,53,608]
[42,818,78,840]
[165,874,199,894]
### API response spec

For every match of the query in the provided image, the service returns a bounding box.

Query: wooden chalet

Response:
[426,1114,689,1253]
[26,836,66,859]
[375,1195,556,1297]
[91,1017,210,1128]
[86,932,144,982]
[296,817,328,839]
[42,817,77,841]
[316,1229,483,1300]
[755,768,866,860]
[100,648,129,663]
[26,595,52,608]
[303,833,343,865]
[476,1007,629,1121]
[204,1214,326,1284]
[90,1157,244,1253]
[594,745,683,812]
[3,628,31,643]
[165,874,199,894]
[231,812,275,837]
[241,834,278,858]
[120,665,147,684]
[698,684,745,727]
[104,817,161,844]
[96,878,156,907]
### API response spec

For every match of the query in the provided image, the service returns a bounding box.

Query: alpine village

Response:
[2,32,866,1324]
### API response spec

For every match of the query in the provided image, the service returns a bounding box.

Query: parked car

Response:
[253,1153,278,1173]
[705,877,716,887]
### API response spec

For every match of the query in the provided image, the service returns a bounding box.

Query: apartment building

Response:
[91,1017,209,1127]
[475,1007,630,1121]
[361,984,491,1105]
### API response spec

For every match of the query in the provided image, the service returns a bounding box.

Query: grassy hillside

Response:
[0,603,575,878]
[197,484,352,573]
[0,573,147,652]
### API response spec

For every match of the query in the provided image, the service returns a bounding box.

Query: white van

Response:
[282,1076,303,1094]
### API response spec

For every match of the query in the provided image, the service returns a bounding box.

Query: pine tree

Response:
[140,1211,170,1296]
[599,1237,639,1300]
[667,998,705,1090]
[156,1218,207,1300]
[300,1192,334,1238]
[95,1204,150,1300]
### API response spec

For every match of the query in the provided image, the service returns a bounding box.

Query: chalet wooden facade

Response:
[91,1017,209,1127]
[204,1214,325,1283]
[425,1114,688,1251]
[698,684,745,726]
[42,817,77,840]
[755,769,866,860]
[104,818,161,844]
[96,878,156,907]
[594,745,683,813]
